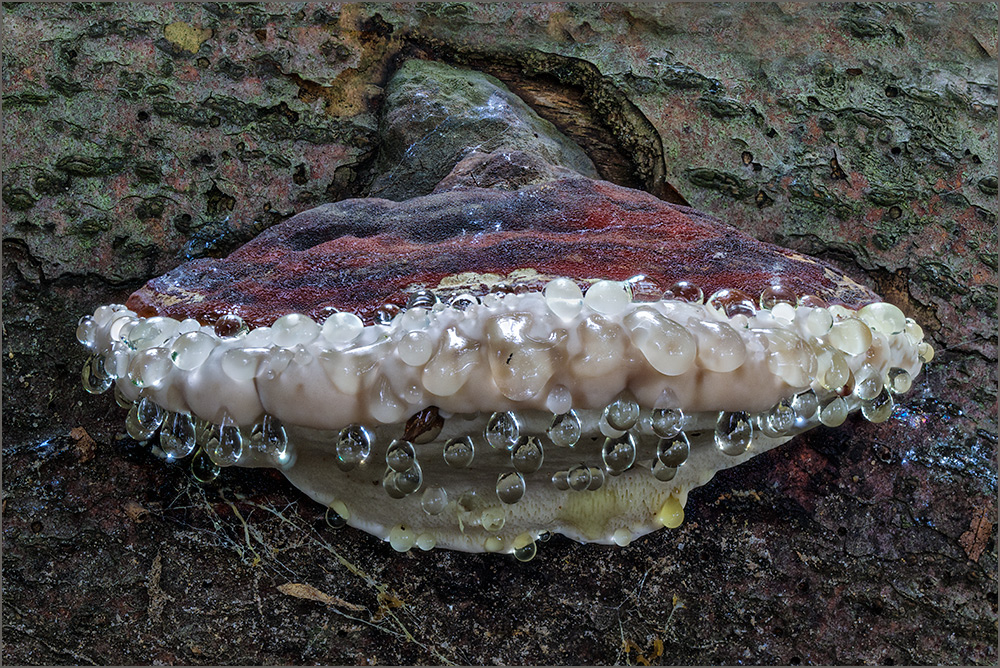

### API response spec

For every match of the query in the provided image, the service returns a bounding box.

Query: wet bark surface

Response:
[3,3,997,665]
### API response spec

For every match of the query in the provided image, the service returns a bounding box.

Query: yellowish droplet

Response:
[656,495,685,529]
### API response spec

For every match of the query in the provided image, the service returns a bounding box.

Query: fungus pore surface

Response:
[76,151,933,556]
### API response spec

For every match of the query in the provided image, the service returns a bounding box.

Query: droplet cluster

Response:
[76,277,931,554]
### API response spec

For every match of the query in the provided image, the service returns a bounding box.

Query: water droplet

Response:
[388,524,416,552]
[828,318,873,356]
[861,388,895,423]
[160,412,197,460]
[481,507,506,532]
[791,390,820,425]
[335,424,373,471]
[858,302,906,335]
[656,432,690,467]
[886,367,912,394]
[251,414,289,462]
[393,461,423,495]
[206,417,243,467]
[374,303,402,326]
[214,314,248,339]
[496,471,526,504]
[537,531,552,542]
[191,448,220,483]
[760,284,797,309]
[81,356,113,394]
[917,342,934,363]
[567,464,591,491]
[715,411,753,456]
[109,314,138,344]
[587,466,606,490]
[114,383,133,409]
[552,470,570,490]
[651,407,686,438]
[819,396,849,427]
[386,439,416,472]
[853,365,883,401]
[804,307,834,337]
[511,436,544,474]
[449,293,480,311]
[765,399,795,434]
[544,384,573,415]
[406,289,437,309]
[584,280,631,315]
[707,288,756,318]
[513,536,538,562]
[547,410,582,447]
[602,433,637,475]
[421,486,448,515]
[612,528,633,547]
[220,348,262,382]
[382,469,406,499]
[543,277,584,320]
[76,315,98,349]
[485,411,519,450]
[652,459,677,482]
[662,280,703,303]
[604,393,639,431]
[443,437,475,468]
[126,396,164,441]
[170,331,216,371]
[271,313,320,348]
[325,503,349,529]
[321,312,364,344]
[127,347,172,388]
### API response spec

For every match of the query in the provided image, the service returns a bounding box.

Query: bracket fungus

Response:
[77,151,932,558]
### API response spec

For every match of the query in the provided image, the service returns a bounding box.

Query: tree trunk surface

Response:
[3,3,996,665]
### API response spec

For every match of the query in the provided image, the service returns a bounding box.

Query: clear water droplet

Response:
[386,439,416,472]
[656,432,690,467]
[513,537,538,562]
[552,470,570,490]
[652,459,677,482]
[406,289,437,309]
[886,367,912,394]
[567,464,592,491]
[191,448,220,483]
[443,436,475,468]
[651,407,686,438]
[448,293,480,311]
[791,390,820,425]
[760,284,797,309]
[547,410,582,447]
[421,486,448,515]
[496,471,526,504]
[663,280,703,303]
[587,466,606,490]
[715,411,753,456]
[207,417,243,467]
[325,504,348,529]
[81,355,113,394]
[765,399,795,434]
[170,331,216,371]
[214,314,248,339]
[604,393,639,431]
[511,436,544,474]
[250,414,289,463]
[861,388,895,423]
[335,424,373,471]
[485,411,519,450]
[160,412,197,460]
[114,383,133,409]
[76,315,98,349]
[382,469,406,499]
[126,396,164,441]
[393,460,423,495]
[602,433,637,475]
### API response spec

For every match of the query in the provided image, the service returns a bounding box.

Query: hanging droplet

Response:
[604,393,640,431]
[651,407,686,438]
[662,280,703,303]
[853,365,884,401]
[547,410,582,447]
[765,399,795,435]
[114,383,133,409]
[382,469,406,499]
[496,471,526,504]
[160,412,197,460]
[656,432,690,468]
[335,424,373,471]
[386,439,417,472]
[126,396,165,441]
[715,411,753,456]
[861,388,895,423]
[214,314,248,339]
[443,436,475,468]
[393,460,423,495]
[325,502,349,529]
[917,342,934,363]
[191,448,220,483]
[819,396,849,427]
[206,417,243,467]
[602,433,637,475]
[406,289,437,309]
[513,535,538,562]
[76,315,98,349]
[511,436,544,474]
[886,367,912,394]
[587,466,606,491]
[791,390,820,425]
[81,355,113,394]
[552,471,570,490]
[251,414,289,463]
[421,486,448,515]
[651,457,677,482]
[485,411,520,450]
[127,347,172,388]
[567,464,592,491]
[373,303,402,326]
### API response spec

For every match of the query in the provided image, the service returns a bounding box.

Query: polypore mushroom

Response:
[76,153,933,558]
